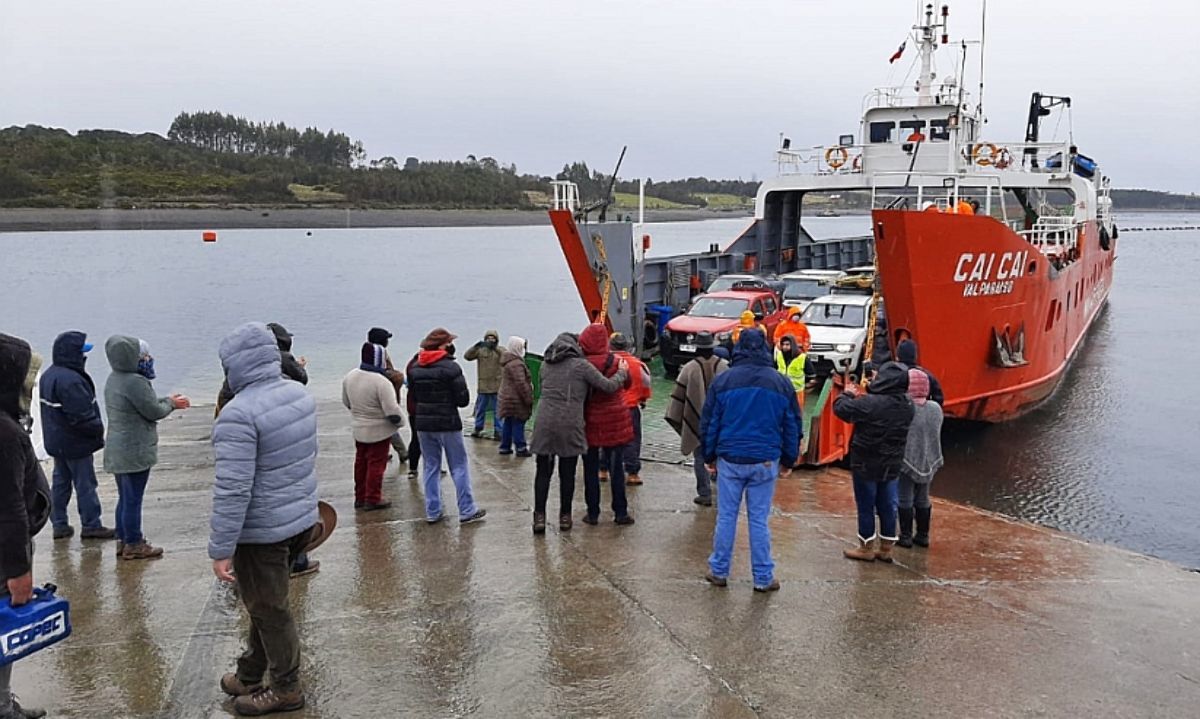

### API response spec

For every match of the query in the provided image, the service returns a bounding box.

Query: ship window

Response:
[929,119,951,142]
[900,120,927,141]
[869,121,896,143]
[1045,300,1057,331]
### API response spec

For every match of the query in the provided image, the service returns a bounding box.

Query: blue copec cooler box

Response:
[0,584,71,667]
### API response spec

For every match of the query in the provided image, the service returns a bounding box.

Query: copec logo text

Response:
[1,611,67,658]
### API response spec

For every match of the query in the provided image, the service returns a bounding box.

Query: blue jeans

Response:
[473,393,499,433]
[499,417,527,453]
[418,431,480,521]
[114,470,150,545]
[852,469,900,541]
[51,454,104,530]
[709,459,777,587]
[693,449,712,499]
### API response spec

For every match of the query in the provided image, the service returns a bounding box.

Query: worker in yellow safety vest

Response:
[774,333,817,407]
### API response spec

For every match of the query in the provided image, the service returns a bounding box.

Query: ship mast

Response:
[914,3,950,106]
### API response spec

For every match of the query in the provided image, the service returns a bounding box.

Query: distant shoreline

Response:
[0,207,753,233]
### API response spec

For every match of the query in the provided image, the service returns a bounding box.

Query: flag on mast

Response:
[889,41,907,64]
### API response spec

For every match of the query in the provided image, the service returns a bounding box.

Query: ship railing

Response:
[550,181,580,212]
[862,86,971,110]
[1017,215,1079,257]
[960,140,1074,174]
[776,144,867,176]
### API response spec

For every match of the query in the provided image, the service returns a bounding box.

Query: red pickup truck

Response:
[659,286,788,376]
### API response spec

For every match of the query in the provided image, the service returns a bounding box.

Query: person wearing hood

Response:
[664,331,728,507]
[367,327,408,468]
[342,342,404,511]
[774,332,816,407]
[217,323,307,415]
[579,323,637,526]
[39,330,113,541]
[497,336,533,457]
[0,333,51,719]
[895,338,944,406]
[103,336,190,560]
[465,329,503,439]
[408,328,487,525]
[209,323,319,717]
[607,333,652,485]
[528,332,627,534]
[898,368,944,548]
[833,361,915,563]
[775,306,811,352]
[700,329,801,593]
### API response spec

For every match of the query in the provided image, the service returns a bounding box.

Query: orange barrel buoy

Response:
[202,231,217,243]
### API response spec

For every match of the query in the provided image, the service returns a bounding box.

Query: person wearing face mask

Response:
[103,336,190,560]
[464,329,502,439]
[0,333,51,719]
[39,331,114,542]
[408,328,486,525]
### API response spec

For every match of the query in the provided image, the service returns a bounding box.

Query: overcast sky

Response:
[3,0,1197,192]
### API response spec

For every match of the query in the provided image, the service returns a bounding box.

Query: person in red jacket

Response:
[579,323,636,525]
[607,333,651,485]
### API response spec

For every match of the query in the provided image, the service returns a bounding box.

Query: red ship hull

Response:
[872,209,1117,422]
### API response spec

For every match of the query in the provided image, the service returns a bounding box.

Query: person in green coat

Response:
[103,336,190,560]
[465,329,502,439]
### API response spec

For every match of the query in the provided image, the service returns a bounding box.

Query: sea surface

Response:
[3,213,1197,565]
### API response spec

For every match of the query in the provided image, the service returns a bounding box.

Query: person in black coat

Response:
[833,361,915,563]
[0,333,51,719]
[39,330,114,541]
[407,328,486,525]
[896,339,944,406]
[216,322,306,413]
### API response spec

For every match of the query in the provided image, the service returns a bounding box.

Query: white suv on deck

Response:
[780,269,845,310]
[801,293,873,375]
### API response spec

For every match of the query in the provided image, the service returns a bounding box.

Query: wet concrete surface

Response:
[18,401,1200,717]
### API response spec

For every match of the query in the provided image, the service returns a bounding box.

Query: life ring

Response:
[825,146,849,170]
[993,147,1013,170]
[973,143,999,166]
[851,154,863,172]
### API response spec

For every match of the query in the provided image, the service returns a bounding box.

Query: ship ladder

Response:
[591,232,614,322]
[861,257,881,388]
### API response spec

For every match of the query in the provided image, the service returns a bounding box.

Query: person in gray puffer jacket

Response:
[528,332,626,533]
[208,322,319,716]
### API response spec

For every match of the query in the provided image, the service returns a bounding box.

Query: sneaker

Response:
[362,501,392,512]
[753,579,781,593]
[470,430,484,438]
[81,526,117,540]
[52,525,74,540]
[460,509,487,525]
[626,473,643,486]
[232,686,305,716]
[498,448,514,456]
[693,495,713,507]
[581,514,599,526]
[290,559,320,579]
[426,513,445,525]
[121,542,164,560]
[220,673,263,697]
[704,572,728,588]
[515,448,532,458]
[614,515,635,526]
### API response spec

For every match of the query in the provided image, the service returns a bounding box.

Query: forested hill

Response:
[0,113,1195,211]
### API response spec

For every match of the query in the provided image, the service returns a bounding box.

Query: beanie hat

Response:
[609,332,631,352]
[361,342,385,369]
[420,327,457,350]
[897,339,918,365]
[368,327,392,347]
[907,368,930,406]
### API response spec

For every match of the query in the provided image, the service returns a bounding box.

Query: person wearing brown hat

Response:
[408,328,486,524]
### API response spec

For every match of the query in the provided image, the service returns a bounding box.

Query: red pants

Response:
[354,439,390,505]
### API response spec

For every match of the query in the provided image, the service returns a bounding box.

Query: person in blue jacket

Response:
[39,331,114,541]
[700,328,802,593]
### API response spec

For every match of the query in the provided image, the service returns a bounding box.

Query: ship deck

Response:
[20,400,1200,717]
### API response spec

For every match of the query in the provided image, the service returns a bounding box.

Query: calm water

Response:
[2,213,1197,565]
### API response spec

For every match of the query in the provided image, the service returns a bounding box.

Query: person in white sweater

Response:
[342,343,404,511]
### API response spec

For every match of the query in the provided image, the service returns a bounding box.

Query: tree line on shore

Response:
[0,113,1196,211]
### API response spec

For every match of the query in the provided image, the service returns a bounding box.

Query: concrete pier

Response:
[19,402,1200,717]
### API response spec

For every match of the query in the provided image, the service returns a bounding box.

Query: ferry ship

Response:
[547,2,1116,456]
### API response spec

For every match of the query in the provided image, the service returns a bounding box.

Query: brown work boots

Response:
[121,541,164,560]
[221,674,305,716]
[842,537,898,563]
